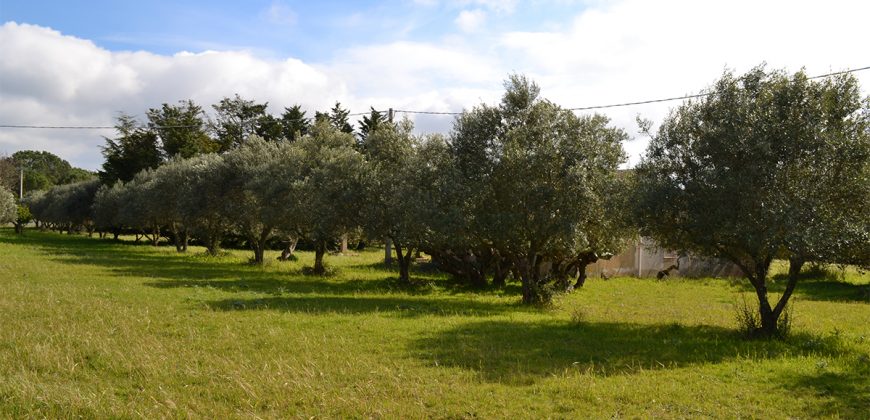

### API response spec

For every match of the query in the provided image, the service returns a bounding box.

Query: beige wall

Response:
[586,238,743,278]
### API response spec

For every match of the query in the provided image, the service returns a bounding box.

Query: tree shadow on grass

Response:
[728,276,870,304]
[411,320,855,385]
[203,295,528,317]
[782,279,869,303]
[0,231,521,299]
[779,356,870,418]
[144,276,443,297]
[359,260,526,296]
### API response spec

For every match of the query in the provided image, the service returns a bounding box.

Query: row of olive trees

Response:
[25,179,101,234]
[92,120,365,272]
[20,68,868,336]
[24,75,633,305]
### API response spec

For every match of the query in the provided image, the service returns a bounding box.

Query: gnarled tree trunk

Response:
[278,237,299,261]
[312,240,327,275]
[393,241,414,283]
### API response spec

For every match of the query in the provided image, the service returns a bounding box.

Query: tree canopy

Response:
[634,66,870,337]
[447,75,630,303]
[147,100,219,159]
[0,151,96,194]
[100,114,163,185]
[0,188,16,224]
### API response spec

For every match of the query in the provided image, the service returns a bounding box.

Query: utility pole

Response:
[637,237,643,277]
[384,108,394,266]
[19,167,24,200]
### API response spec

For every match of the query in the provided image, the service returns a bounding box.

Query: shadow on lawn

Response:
[728,276,870,304]
[411,320,855,385]
[0,231,511,298]
[780,358,870,418]
[204,295,526,317]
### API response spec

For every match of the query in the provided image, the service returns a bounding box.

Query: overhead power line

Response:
[0,124,118,129]
[563,66,870,112]
[2,66,868,130]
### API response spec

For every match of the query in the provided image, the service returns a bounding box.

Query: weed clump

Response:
[734,293,793,339]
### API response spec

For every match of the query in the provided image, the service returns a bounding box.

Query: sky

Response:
[0,0,868,170]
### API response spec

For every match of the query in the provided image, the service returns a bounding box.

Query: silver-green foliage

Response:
[362,118,451,282]
[634,65,870,337]
[449,75,630,304]
[0,188,16,224]
[27,179,101,230]
[296,120,370,273]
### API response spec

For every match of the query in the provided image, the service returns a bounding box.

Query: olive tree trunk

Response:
[278,237,299,261]
[393,241,414,283]
[745,257,804,338]
[312,240,327,275]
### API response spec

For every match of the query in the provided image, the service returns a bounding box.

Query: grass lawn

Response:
[0,228,868,418]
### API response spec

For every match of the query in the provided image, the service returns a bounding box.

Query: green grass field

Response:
[1,228,868,418]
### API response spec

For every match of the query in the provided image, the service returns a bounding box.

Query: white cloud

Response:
[1,0,869,169]
[0,22,342,169]
[455,9,487,32]
[497,0,870,165]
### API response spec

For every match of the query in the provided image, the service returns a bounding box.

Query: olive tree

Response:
[28,179,101,234]
[121,169,176,245]
[176,154,232,255]
[450,75,628,304]
[253,140,307,261]
[363,119,451,282]
[0,188,16,224]
[634,66,869,337]
[220,136,284,263]
[93,182,126,239]
[296,120,369,274]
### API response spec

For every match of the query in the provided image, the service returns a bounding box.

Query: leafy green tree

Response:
[147,100,218,159]
[8,150,94,193]
[27,179,101,234]
[324,102,354,134]
[281,105,311,141]
[13,204,32,233]
[362,118,454,282]
[0,188,16,224]
[60,167,97,184]
[450,75,628,304]
[211,94,270,150]
[634,66,870,337]
[255,114,285,142]
[0,155,18,193]
[100,114,163,184]
[177,154,232,255]
[297,119,369,274]
[357,107,385,149]
[219,136,286,263]
[11,150,71,187]
[21,171,52,192]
